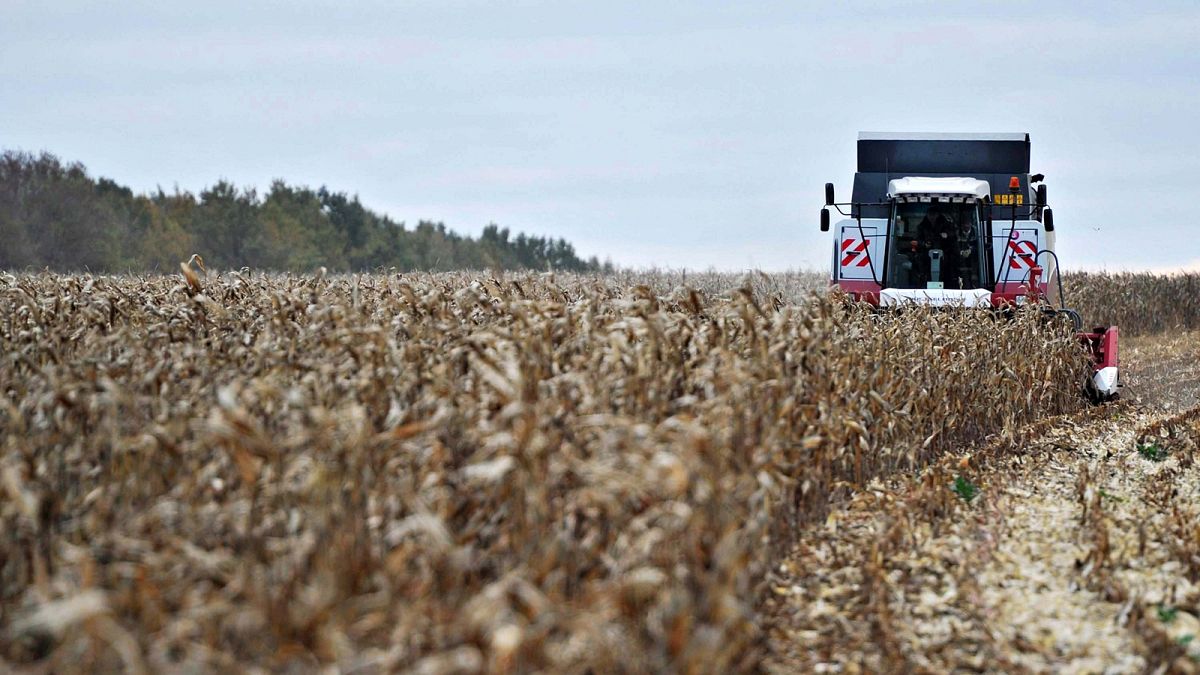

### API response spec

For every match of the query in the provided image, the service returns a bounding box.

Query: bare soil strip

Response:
[765,333,1200,673]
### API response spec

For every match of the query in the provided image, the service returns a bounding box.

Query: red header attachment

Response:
[1009,176,1021,190]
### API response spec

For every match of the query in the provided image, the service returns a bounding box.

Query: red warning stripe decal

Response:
[840,239,871,268]
[1007,240,1037,269]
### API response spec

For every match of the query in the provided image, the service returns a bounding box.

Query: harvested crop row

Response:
[1064,403,1200,672]
[0,271,1085,672]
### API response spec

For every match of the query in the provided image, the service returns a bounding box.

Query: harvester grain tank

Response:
[819,132,1119,400]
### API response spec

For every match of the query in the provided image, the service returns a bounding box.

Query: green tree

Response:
[0,150,605,274]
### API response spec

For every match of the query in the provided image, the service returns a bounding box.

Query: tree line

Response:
[0,151,608,273]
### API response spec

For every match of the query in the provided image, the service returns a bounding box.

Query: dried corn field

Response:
[1060,271,1200,336]
[0,269,1193,672]
[605,269,1200,338]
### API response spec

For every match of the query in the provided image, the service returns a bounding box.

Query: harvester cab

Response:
[819,132,1119,401]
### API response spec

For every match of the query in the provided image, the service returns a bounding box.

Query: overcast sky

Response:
[3,1,1199,271]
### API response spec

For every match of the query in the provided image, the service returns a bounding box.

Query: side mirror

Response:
[820,208,830,232]
[1043,208,1054,232]
[824,183,835,206]
[1036,184,1047,208]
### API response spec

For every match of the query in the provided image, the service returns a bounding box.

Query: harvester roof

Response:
[887,177,990,199]
[858,132,1027,143]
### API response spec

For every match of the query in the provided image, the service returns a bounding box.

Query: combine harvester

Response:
[819,132,1119,401]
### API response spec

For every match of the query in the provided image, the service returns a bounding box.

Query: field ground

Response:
[765,330,1200,673]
